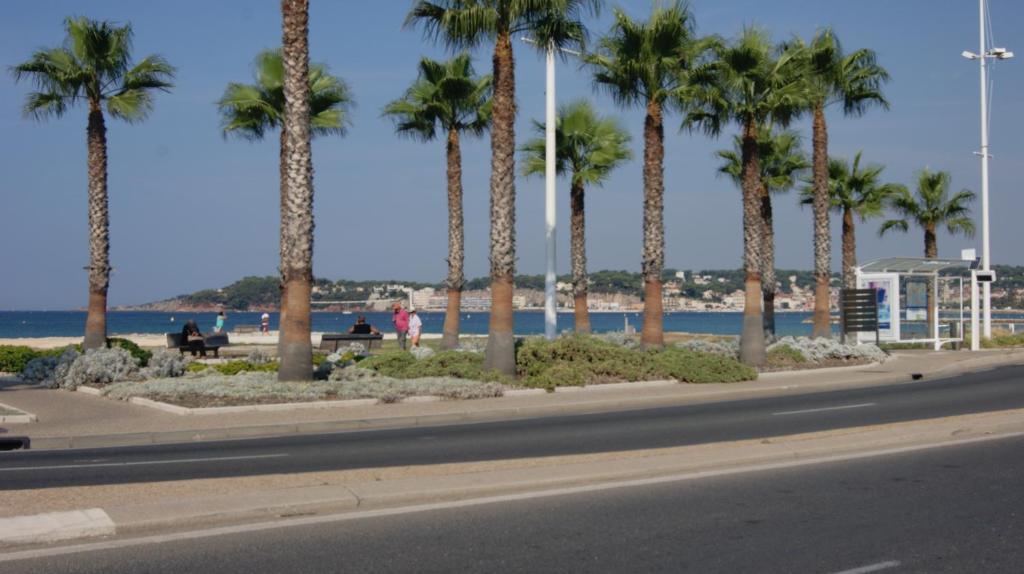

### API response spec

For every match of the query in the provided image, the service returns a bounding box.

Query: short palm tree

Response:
[879,169,975,259]
[717,128,808,335]
[521,100,631,334]
[218,47,352,381]
[880,169,974,337]
[383,54,492,350]
[11,17,175,350]
[588,1,708,349]
[800,152,905,289]
[791,28,889,337]
[406,0,599,375]
[686,28,806,365]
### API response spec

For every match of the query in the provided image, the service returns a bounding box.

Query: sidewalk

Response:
[1,348,1021,450]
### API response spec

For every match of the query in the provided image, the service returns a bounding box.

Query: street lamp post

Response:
[522,38,582,340]
[962,0,1013,340]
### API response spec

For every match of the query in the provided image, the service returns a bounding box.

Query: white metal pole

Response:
[979,0,993,339]
[971,271,980,351]
[544,45,557,340]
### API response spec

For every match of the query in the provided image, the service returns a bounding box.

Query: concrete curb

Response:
[0,402,36,424]
[0,509,114,545]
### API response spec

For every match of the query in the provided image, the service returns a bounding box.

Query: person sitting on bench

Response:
[182,319,206,357]
[347,316,380,335]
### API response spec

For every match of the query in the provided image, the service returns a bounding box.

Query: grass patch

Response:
[766,344,808,368]
[359,351,507,383]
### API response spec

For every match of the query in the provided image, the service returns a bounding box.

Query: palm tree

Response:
[11,17,175,350]
[880,169,974,338]
[879,169,975,259]
[791,28,889,338]
[521,100,631,334]
[588,1,707,349]
[218,49,352,367]
[800,152,905,289]
[277,0,314,381]
[686,28,805,365]
[383,54,492,350]
[406,0,599,375]
[218,48,352,380]
[717,128,808,335]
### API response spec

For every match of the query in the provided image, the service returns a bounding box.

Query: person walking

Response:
[408,307,423,348]
[260,312,270,335]
[214,310,227,334]
[392,302,410,350]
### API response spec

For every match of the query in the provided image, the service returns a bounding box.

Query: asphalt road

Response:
[5,433,1023,572]
[2,364,1023,490]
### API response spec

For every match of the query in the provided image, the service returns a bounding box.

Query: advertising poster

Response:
[858,273,900,342]
[906,282,927,322]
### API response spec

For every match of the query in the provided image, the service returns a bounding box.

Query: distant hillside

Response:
[120,265,1024,312]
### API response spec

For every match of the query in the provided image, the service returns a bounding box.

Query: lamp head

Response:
[962,50,979,60]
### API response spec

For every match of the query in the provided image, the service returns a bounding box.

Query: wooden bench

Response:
[319,333,384,353]
[166,332,230,358]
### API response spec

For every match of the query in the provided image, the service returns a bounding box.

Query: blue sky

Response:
[1,1,1022,310]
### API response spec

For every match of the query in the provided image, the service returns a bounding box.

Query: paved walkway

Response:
[1,349,1021,450]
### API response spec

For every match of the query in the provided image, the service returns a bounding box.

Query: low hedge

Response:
[107,338,152,367]
[0,346,40,373]
[359,336,757,390]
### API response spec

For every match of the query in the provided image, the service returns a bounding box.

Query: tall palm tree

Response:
[11,17,175,350]
[800,152,905,289]
[218,48,352,379]
[717,128,808,335]
[277,0,315,381]
[218,48,352,366]
[383,54,492,350]
[406,0,599,375]
[588,1,707,349]
[791,28,889,338]
[686,28,805,365]
[521,100,631,333]
[879,169,975,259]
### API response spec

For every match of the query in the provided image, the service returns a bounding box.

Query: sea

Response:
[0,310,825,339]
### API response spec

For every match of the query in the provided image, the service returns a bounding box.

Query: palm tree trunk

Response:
[277,128,288,346]
[760,182,776,337]
[83,102,110,350]
[811,104,832,338]
[640,100,665,349]
[278,0,314,382]
[484,30,517,376]
[442,127,464,350]
[740,120,765,365]
[842,207,856,290]
[570,180,590,334]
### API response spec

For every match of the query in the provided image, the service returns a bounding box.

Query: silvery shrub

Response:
[58,347,140,390]
[140,349,188,379]
[410,346,435,360]
[597,331,641,350]
[246,348,273,365]
[20,347,79,387]
[675,338,741,358]
[768,336,887,363]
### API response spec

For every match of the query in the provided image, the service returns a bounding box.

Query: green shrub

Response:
[0,346,42,373]
[107,338,152,367]
[766,344,807,366]
[360,351,506,383]
[213,360,279,375]
[981,333,1024,348]
[516,335,756,389]
[186,362,209,373]
[312,352,328,366]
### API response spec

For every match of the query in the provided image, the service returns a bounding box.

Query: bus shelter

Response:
[854,257,972,350]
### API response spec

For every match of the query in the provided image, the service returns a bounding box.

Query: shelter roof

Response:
[857,257,974,275]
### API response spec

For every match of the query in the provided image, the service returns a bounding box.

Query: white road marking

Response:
[0,453,289,472]
[2,430,1023,564]
[832,560,901,574]
[772,403,876,416]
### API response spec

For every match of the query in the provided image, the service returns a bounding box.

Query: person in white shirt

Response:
[408,307,423,348]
